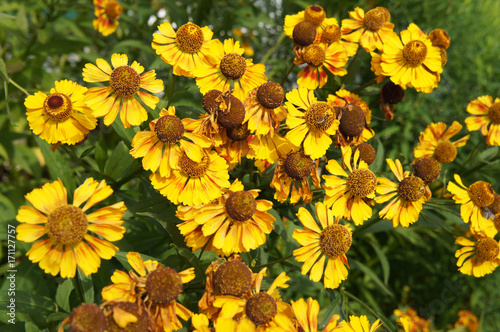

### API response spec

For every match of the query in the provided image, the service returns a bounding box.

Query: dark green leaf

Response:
[35,136,75,193]
[351,259,394,297]
[136,211,187,249]
[55,279,74,313]
[369,241,390,285]
[76,268,94,304]
[104,141,135,180]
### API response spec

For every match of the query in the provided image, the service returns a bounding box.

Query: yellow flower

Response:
[323,146,378,226]
[24,80,97,145]
[213,269,294,331]
[83,53,164,128]
[93,0,123,37]
[413,121,470,163]
[465,95,500,146]
[454,310,479,332]
[394,308,430,332]
[16,178,126,278]
[284,5,339,44]
[341,7,396,52]
[130,106,212,177]
[152,21,219,77]
[447,174,496,234]
[375,159,428,227]
[102,252,195,332]
[150,148,230,206]
[285,87,339,159]
[337,315,382,332]
[295,43,348,90]
[191,38,267,101]
[380,24,442,93]
[286,297,340,332]
[455,234,500,277]
[248,132,290,164]
[293,202,352,289]
[177,179,274,256]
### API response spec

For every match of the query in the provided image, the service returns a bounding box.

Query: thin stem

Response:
[280,63,295,86]
[198,233,215,261]
[253,253,294,270]
[351,77,378,94]
[9,78,30,96]
[260,32,285,64]
[419,210,457,236]
[455,139,483,173]
[343,290,392,332]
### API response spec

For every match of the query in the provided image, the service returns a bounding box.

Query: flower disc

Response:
[354,143,376,165]
[178,151,210,178]
[202,90,223,114]
[319,224,352,257]
[363,8,386,31]
[303,44,325,67]
[475,238,499,261]
[304,5,325,26]
[397,176,425,202]
[257,82,285,109]
[225,191,257,222]
[381,81,405,104]
[146,267,183,304]
[305,102,336,131]
[110,66,140,97]
[284,151,313,180]
[155,115,184,144]
[106,302,149,332]
[429,29,450,50]
[44,93,73,122]
[217,96,245,129]
[322,24,341,44]
[176,23,204,54]
[468,181,495,208]
[433,140,457,163]
[488,102,500,124]
[214,260,252,297]
[412,157,441,184]
[68,304,106,332]
[347,168,377,197]
[402,40,428,67]
[292,21,317,46]
[220,53,247,80]
[46,205,88,245]
[246,292,277,325]
[339,104,365,137]
[227,122,251,141]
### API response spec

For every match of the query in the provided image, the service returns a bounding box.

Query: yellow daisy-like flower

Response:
[465,95,500,146]
[150,148,230,206]
[285,87,340,159]
[192,38,267,101]
[248,132,290,164]
[337,315,382,332]
[270,142,320,204]
[380,24,442,92]
[101,252,195,332]
[295,43,348,90]
[93,0,123,37]
[341,6,396,52]
[293,202,352,289]
[177,179,275,256]
[25,80,97,145]
[455,234,500,277]
[192,313,256,332]
[284,5,339,44]
[213,268,294,331]
[413,121,470,164]
[16,178,126,278]
[323,146,378,226]
[83,53,164,128]
[283,297,340,332]
[152,21,218,77]
[375,159,428,227]
[446,174,496,233]
[130,106,212,177]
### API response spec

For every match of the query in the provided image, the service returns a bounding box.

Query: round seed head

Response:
[339,104,366,137]
[475,237,499,261]
[468,181,495,208]
[412,157,441,184]
[217,96,245,129]
[284,151,313,180]
[354,143,376,165]
[47,205,88,245]
[292,21,317,46]
[225,191,257,221]
[246,292,278,325]
[319,224,352,257]
[257,82,285,109]
[397,176,425,202]
[68,304,106,332]
[213,260,252,296]
[146,267,183,304]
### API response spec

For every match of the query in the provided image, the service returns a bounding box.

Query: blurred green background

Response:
[1,0,499,331]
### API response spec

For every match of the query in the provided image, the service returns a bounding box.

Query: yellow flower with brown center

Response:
[101,252,195,332]
[375,159,429,227]
[93,0,123,37]
[150,148,230,206]
[152,21,219,77]
[83,53,164,128]
[284,5,340,44]
[130,106,212,178]
[293,202,352,289]
[341,6,396,52]
[323,146,378,226]
[177,179,274,255]
[285,87,340,159]
[212,269,294,330]
[295,43,348,90]
[192,39,267,101]
[25,80,97,145]
[413,121,470,163]
[340,315,382,332]
[380,23,442,93]
[447,174,496,233]
[16,178,126,278]
[455,234,500,277]
[465,95,500,146]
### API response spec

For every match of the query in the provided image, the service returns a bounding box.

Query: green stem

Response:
[352,218,379,236]
[260,32,285,64]
[8,78,29,96]
[343,290,392,332]
[455,139,483,173]
[419,210,457,236]
[198,233,215,261]
[253,253,294,270]
[280,63,295,86]
[351,77,378,94]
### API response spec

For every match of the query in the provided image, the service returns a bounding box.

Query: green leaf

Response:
[35,136,75,193]
[55,279,74,313]
[76,268,94,304]
[369,241,390,285]
[104,141,136,180]
[0,57,9,82]
[25,317,42,332]
[371,138,385,173]
[351,259,394,297]
[110,119,137,146]
[136,211,187,249]
[319,289,342,329]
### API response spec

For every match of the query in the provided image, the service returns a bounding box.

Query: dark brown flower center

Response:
[220,53,247,80]
[178,151,210,178]
[106,302,149,332]
[475,238,499,261]
[305,102,336,131]
[46,205,88,245]
[468,181,495,208]
[322,24,341,44]
[428,29,450,50]
[246,292,277,325]
[293,21,317,46]
[154,115,184,144]
[146,267,183,304]
[354,143,376,165]
[381,81,405,104]
[339,104,365,137]
[44,93,73,122]
[227,122,251,141]
[412,157,441,184]
[397,176,425,202]
[284,151,313,180]
[105,0,123,20]
[402,40,428,67]
[488,102,500,124]
[488,193,500,215]
[363,8,387,32]
[303,44,325,67]
[319,224,352,257]
[214,260,252,297]
[68,304,106,332]
[347,168,377,197]
[433,140,457,164]
[304,5,325,26]
[110,66,141,97]
[202,90,223,114]
[217,95,245,129]
[176,23,204,54]
[257,82,285,109]
[225,191,257,221]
